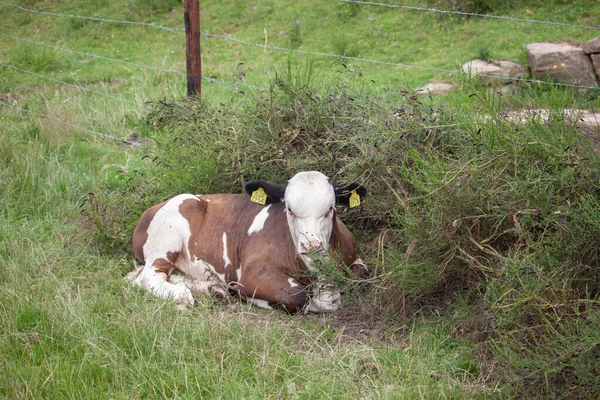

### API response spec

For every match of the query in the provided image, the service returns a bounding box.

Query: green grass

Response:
[1,0,600,398]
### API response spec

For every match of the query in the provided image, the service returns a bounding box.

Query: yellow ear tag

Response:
[349,190,361,209]
[250,187,268,205]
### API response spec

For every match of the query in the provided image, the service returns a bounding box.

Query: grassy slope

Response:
[1,0,599,398]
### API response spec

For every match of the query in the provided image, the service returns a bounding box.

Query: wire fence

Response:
[0,32,185,77]
[0,31,270,93]
[340,0,600,31]
[2,0,598,89]
[0,0,184,32]
[1,0,599,145]
[201,31,600,90]
[0,61,138,105]
[0,99,136,144]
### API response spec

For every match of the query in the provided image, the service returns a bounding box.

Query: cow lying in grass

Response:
[129,171,368,313]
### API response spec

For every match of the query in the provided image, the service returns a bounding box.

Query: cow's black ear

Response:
[245,181,287,205]
[334,183,367,208]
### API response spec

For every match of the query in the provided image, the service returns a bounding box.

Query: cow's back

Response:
[133,193,301,278]
[187,194,303,281]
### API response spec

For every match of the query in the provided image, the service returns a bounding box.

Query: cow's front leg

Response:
[236,268,309,313]
[306,283,341,313]
[350,258,370,279]
[133,258,194,305]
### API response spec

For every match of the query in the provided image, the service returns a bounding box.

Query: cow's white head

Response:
[284,171,336,256]
[245,171,367,262]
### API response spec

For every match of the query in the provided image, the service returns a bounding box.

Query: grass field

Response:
[1,0,600,398]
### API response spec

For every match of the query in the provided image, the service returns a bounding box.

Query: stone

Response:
[583,36,600,54]
[484,108,600,153]
[526,42,598,87]
[462,59,525,83]
[591,54,600,79]
[415,82,456,96]
[503,109,551,124]
[501,109,600,133]
[573,109,600,135]
[496,60,527,80]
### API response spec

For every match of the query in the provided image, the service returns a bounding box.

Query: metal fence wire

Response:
[1,0,599,143]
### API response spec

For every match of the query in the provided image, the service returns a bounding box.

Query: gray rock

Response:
[575,109,600,135]
[583,36,600,54]
[496,60,527,80]
[462,59,525,83]
[526,42,598,87]
[415,82,456,96]
[591,54,600,79]
[501,109,600,132]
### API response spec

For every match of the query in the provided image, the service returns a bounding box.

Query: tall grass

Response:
[2,0,600,398]
[1,101,490,398]
[89,60,600,397]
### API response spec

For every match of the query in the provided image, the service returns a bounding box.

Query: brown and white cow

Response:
[129,171,368,313]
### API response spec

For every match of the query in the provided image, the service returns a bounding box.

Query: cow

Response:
[129,171,368,313]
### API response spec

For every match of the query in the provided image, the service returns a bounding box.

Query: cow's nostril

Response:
[300,240,324,254]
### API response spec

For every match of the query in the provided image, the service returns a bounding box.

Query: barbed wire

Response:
[0,99,136,145]
[205,31,460,73]
[4,0,598,34]
[202,76,268,91]
[202,32,600,90]
[0,31,270,91]
[340,0,600,30]
[0,61,139,105]
[2,0,598,94]
[0,32,186,77]
[0,0,184,32]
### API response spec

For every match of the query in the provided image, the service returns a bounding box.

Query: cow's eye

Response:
[287,207,295,217]
[325,206,334,217]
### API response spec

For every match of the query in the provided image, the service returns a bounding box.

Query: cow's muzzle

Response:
[300,240,324,254]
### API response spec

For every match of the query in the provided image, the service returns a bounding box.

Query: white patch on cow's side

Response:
[288,278,299,288]
[222,232,231,268]
[143,194,198,260]
[246,297,273,310]
[236,265,242,281]
[134,194,200,305]
[247,205,271,235]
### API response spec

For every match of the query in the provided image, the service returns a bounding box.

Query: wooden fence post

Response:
[183,0,201,97]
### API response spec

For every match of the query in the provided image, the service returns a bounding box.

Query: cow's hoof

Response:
[174,290,195,307]
[306,288,341,313]
[351,262,370,279]
[209,284,229,299]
